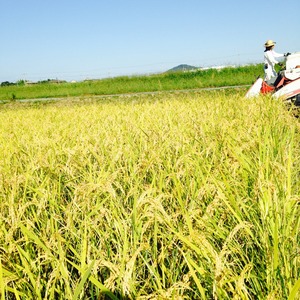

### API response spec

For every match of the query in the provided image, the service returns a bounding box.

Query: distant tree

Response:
[1,81,15,87]
[38,79,52,84]
[16,80,25,86]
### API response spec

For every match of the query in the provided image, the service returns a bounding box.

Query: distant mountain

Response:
[167,64,199,72]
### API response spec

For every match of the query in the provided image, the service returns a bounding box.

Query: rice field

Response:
[0,91,299,299]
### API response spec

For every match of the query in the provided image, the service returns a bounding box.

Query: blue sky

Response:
[1,0,300,82]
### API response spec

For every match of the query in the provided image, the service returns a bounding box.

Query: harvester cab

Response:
[285,52,300,70]
[280,52,300,81]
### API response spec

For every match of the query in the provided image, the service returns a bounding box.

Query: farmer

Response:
[263,40,285,81]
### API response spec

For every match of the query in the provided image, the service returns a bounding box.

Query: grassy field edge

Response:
[0,64,263,101]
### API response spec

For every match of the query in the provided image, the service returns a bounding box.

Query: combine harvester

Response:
[246,52,300,105]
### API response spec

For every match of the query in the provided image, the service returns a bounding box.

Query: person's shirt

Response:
[264,50,284,68]
[264,50,285,80]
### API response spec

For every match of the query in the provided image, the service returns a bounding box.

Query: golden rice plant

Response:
[0,92,299,299]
